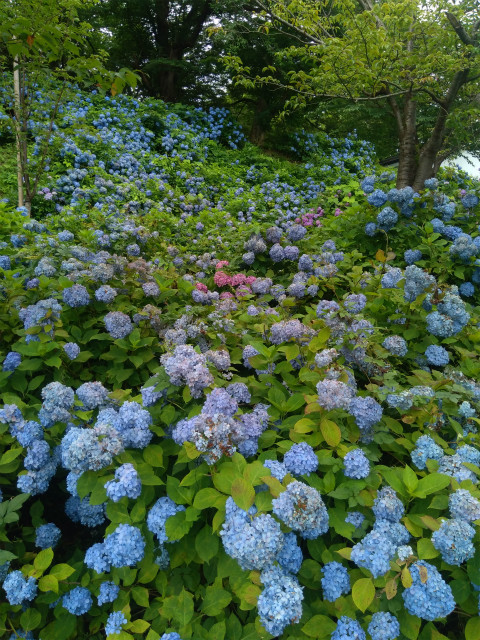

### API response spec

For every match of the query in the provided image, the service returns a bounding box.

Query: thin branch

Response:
[445,11,476,46]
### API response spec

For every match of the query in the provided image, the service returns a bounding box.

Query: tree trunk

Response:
[395,95,418,188]
[13,46,25,211]
[249,98,268,145]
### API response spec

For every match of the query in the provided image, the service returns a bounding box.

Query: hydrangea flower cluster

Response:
[2,351,21,372]
[35,523,61,549]
[343,449,370,478]
[220,498,284,570]
[97,581,119,605]
[411,435,444,469]
[62,586,93,615]
[272,480,329,539]
[432,518,475,565]
[172,388,268,463]
[161,344,214,398]
[382,335,407,356]
[283,442,318,476]
[426,289,470,337]
[18,298,62,343]
[104,463,141,502]
[105,611,127,635]
[147,496,185,545]
[104,311,133,339]
[257,565,304,636]
[321,562,350,601]
[402,561,455,620]
[368,612,400,640]
[425,344,449,366]
[449,489,480,522]
[331,616,365,640]
[84,524,145,572]
[3,571,38,605]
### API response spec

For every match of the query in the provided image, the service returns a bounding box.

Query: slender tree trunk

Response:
[13,46,25,211]
[395,94,418,188]
[249,98,268,145]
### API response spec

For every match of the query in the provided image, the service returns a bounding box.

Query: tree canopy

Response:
[227,0,480,188]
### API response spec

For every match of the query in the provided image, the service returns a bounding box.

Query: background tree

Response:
[82,0,245,103]
[227,0,480,189]
[0,0,138,214]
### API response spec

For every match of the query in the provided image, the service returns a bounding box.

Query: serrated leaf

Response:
[20,608,42,631]
[201,586,232,616]
[49,563,75,580]
[34,548,54,573]
[39,575,58,593]
[195,524,219,562]
[302,615,337,637]
[466,617,480,640]
[414,473,450,497]
[320,419,341,447]
[403,465,418,492]
[352,577,375,612]
[385,578,397,600]
[401,567,413,588]
[231,477,255,511]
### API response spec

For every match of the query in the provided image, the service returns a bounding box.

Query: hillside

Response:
[1,88,480,640]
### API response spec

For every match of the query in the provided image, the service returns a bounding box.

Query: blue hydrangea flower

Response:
[283,442,318,476]
[220,497,284,570]
[381,267,403,289]
[272,481,329,539]
[63,342,80,360]
[103,523,145,568]
[368,612,400,640]
[147,497,186,545]
[343,449,370,479]
[35,523,61,549]
[402,561,455,620]
[258,565,304,636]
[377,206,398,231]
[411,435,444,469]
[104,311,133,339]
[105,611,127,635]
[3,571,37,605]
[432,518,475,565]
[365,222,377,236]
[63,284,90,307]
[346,511,365,528]
[382,336,407,356]
[372,487,404,522]
[425,345,449,367]
[321,562,350,601]
[317,380,355,411]
[76,381,109,409]
[105,463,141,502]
[95,285,117,303]
[397,545,413,561]
[348,396,383,437]
[62,586,93,615]
[459,282,475,297]
[264,459,287,481]
[331,616,366,640]
[404,249,422,265]
[276,532,303,574]
[2,351,21,372]
[368,189,388,207]
[97,581,119,606]
[449,489,480,522]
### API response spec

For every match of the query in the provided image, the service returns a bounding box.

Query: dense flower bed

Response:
[0,86,480,640]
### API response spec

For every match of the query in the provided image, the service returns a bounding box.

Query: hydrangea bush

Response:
[0,83,480,640]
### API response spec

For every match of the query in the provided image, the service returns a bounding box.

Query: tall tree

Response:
[0,0,137,215]
[228,0,480,189]
[83,0,242,103]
